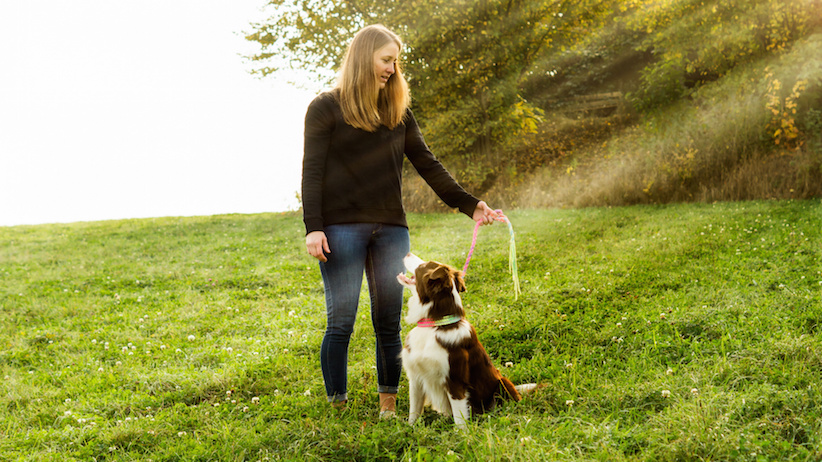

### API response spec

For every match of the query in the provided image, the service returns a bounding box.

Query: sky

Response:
[0,0,321,227]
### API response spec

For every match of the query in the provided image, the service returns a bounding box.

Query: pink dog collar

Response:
[417,315,462,328]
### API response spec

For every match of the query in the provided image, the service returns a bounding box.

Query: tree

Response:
[245,0,570,192]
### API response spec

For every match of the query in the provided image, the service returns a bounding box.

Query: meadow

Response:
[1,200,821,461]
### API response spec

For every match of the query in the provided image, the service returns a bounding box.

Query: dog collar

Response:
[417,315,462,328]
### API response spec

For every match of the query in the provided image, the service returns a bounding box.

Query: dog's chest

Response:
[402,328,450,379]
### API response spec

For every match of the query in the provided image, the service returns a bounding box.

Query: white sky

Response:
[0,0,321,226]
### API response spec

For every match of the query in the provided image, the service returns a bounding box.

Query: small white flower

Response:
[115,361,122,366]
[691,388,699,395]
[187,335,195,341]
[243,406,249,413]
[565,399,574,406]
[251,396,260,404]
[65,398,71,404]
[304,389,311,396]
[178,431,187,437]
[666,368,674,375]
[520,437,533,444]
[661,390,671,398]
[64,410,72,416]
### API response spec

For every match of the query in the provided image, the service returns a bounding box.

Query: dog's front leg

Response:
[448,396,470,429]
[407,378,425,425]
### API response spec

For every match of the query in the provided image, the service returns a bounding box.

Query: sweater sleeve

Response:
[403,110,479,217]
[301,93,336,235]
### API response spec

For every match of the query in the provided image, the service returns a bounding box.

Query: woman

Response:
[302,24,497,418]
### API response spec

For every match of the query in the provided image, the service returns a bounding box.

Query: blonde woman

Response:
[302,24,497,418]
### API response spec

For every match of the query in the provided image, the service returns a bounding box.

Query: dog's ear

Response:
[428,266,453,292]
[454,271,466,293]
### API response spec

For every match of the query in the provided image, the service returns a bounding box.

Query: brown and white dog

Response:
[397,253,535,427]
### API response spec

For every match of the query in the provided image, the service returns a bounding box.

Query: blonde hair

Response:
[336,25,410,132]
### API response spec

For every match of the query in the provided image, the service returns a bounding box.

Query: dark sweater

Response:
[301,91,479,234]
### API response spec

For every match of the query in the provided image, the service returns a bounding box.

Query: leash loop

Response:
[462,209,521,299]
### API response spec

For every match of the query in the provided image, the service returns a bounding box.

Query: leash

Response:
[462,209,521,300]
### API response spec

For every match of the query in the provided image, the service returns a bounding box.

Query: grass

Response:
[1,200,821,461]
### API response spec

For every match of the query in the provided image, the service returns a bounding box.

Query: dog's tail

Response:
[514,383,543,395]
[500,377,523,401]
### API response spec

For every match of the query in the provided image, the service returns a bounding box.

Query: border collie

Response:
[397,253,535,427]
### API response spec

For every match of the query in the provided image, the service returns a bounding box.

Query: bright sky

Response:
[0,0,320,226]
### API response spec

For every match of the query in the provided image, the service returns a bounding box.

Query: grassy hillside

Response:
[1,200,821,460]
[404,0,822,212]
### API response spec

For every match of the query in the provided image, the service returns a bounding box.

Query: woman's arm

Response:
[302,94,336,235]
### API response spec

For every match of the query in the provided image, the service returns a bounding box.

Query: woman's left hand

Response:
[472,201,498,226]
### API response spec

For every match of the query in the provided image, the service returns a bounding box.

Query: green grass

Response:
[1,200,821,461]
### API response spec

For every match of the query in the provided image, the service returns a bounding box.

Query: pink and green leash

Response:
[462,209,521,300]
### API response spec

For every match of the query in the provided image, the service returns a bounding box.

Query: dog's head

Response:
[397,253,466,323]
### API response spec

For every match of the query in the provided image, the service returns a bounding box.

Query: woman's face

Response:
[373,42,399,89]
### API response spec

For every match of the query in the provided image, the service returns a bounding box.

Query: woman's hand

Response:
[306,231,331,262]
[472,201,498,226]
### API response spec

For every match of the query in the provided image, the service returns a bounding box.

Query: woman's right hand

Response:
[306,231,331,262]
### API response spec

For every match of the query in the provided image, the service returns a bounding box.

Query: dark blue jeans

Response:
[319,223,410,403]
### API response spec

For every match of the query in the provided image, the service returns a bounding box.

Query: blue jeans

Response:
[319,223,410,403]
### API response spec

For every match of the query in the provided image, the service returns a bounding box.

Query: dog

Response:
[397,253,535,427]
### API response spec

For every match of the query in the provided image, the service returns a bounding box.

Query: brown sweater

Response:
[301,91,479,234]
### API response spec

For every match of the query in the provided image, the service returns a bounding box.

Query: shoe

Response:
[330,400,347,411]
[379,392,397,420]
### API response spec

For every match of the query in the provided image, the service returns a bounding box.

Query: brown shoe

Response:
[330,399,347,411]
[379,393,396,419]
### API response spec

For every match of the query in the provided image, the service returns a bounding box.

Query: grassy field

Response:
[1,200,821,461]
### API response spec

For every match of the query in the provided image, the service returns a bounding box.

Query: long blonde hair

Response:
[336,25,410,132]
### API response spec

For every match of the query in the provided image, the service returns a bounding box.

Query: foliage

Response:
[1,201,821,460]
[623,0,819,112]
[247,0,822,206]
[246,0,604,191]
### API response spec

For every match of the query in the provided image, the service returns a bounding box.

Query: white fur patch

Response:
[404,296,430,325]
[403,253,425,273]
[434,320,472,346]
[451,279,463,308]
[402,327,452,418]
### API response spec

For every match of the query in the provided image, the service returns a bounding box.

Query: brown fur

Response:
[412,260,521,416]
